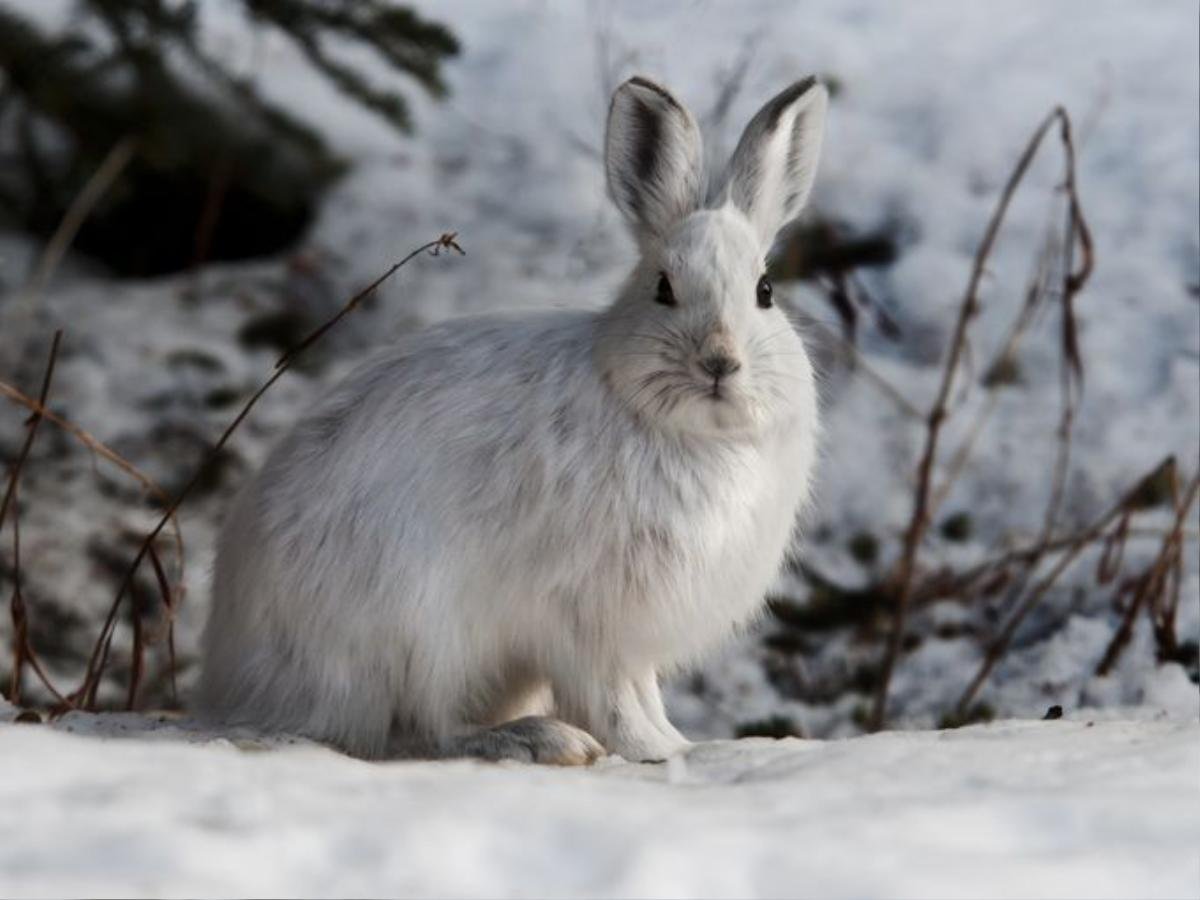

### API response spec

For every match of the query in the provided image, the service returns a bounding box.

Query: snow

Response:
[1,710,1196,899]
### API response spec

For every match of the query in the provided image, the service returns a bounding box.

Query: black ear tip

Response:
[626,75,664,91]
[760,76,827,129]
[807,78,831,104]
[785,75,821,103]
[619,76,683,111]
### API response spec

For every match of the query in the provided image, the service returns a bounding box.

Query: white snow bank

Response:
[1,713,1196,899]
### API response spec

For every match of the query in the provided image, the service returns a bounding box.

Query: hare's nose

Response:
[699,354,742,379]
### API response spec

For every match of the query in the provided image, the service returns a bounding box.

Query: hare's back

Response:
[327,310,597,447]
[254,311,603,527]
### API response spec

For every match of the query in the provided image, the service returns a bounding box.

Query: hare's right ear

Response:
[717,77,828,245]
[605,77,704,246]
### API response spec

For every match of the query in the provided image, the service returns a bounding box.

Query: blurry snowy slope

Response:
[0,712,1196,899]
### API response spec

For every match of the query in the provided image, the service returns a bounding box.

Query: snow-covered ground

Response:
[1,708,1197,899]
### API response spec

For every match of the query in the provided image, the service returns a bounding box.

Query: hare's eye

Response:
[756,274,773,309]
[655,272,676,307]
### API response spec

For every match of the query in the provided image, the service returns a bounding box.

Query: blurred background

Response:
[0,0,1197,737]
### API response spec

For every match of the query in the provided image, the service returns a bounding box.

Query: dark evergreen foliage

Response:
[0,0,459,275]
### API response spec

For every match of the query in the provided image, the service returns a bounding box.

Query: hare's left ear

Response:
[717,77,828,244]
[605,77,704,246]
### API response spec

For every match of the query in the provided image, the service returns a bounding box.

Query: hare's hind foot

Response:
[443,716,604,766]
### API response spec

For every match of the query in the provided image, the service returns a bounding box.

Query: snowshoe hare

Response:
[199,75,828,763]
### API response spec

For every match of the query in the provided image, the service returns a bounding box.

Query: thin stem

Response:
[2,331,65,706]
[71,233,464,709]
[869,108,1087,731]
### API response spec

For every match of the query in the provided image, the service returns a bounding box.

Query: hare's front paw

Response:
[609,730,691,764]
[450,716,605,766]
[556,672,691,763]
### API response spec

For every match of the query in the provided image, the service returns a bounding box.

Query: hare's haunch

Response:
[198,76,828,763]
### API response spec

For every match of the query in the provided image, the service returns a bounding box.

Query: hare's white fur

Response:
[199,76,828,763]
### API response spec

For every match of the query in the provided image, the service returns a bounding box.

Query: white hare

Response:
[198,75,827,763]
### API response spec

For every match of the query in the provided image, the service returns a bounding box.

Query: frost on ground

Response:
[0,708,1196,899]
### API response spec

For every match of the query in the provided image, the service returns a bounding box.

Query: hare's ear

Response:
[605,77,704,245]
[718,77,828,244]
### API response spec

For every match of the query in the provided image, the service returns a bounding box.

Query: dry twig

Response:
[928,199,1063,516]
[868,108,1092,731]
[0,379,186,585]
[954,456,1178,715]
[1095,469,1199,676]
[70,232,464,710]
[2,331,67,706]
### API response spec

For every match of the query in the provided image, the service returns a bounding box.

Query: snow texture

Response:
[1,708,1197,899]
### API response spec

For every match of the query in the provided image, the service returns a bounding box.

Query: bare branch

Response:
[70,232,464,710]
[955,457,1178,715]
[869,108,1091,731]
[0,378,186,590]
[1096,469,1199,676]
[2,331,66,707]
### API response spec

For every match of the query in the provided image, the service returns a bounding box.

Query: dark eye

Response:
[756,274,773,309]
[655,272,676,307]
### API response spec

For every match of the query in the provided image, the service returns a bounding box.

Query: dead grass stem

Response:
[69,233,464,710]
[2,331,67,706]
[868,108,1093,731]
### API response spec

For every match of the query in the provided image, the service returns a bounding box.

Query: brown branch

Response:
[128,541,175,710]
[274,234,463,370]
[954,456,1177,715]
[8,481,25,704]
[148,543,180,705]
[928,199,1062,517]
[0,332,62,542]
[0,378,186,591]
[1152,464,1198,661]
[71,232,464,710]
[125,579,145,711]
[2,331,66,707]
[869,108,1088,732]
[8,505,71,708]
[1039,114,1093,546]
[929,113,1092,536]
[916,470,1200,609]
[1095,509,1132,585]
[1096,469,1199,675]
